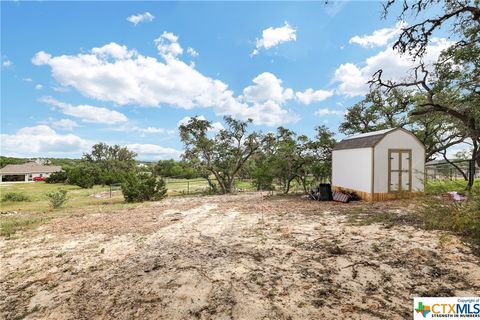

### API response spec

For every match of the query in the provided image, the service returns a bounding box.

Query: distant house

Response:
[0,163,62,182]
[332,128,425,201]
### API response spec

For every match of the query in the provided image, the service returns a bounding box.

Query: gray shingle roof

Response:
[333,128,396,151]
[0,163,62,175]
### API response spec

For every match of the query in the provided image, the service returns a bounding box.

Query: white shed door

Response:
[388,149,412,192]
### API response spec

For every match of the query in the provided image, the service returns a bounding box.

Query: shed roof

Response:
[0,163,62,175]
[333,128,397,151]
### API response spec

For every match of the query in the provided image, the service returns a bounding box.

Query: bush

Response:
[67,165,96,188]
[418,191,480,245]
[121,172,167,203]
[1,192,30,202]
[45,171,68,184]
[45,189,68,209]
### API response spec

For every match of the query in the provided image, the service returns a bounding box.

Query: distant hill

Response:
[0,156,82,169]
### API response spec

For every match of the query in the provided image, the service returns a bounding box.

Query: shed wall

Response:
[332,148,372,193]
[373,130,425,193]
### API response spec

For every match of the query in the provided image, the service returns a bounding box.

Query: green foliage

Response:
[339,89,410,135]
[81,142,137,185]
[153,160,200,179]
[1,192,31,202]
[179,116,261,194]
[121,172,168,203]
[0,216,47,238]
[418,191,480,245]
[45,171,68,184]
[0,156,27,168]
[67,165,97,188]
[425,180,480,195]
[45,189,68,209]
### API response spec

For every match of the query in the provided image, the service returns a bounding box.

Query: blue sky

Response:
[1,1,449,160]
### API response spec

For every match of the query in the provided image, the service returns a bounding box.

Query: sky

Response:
[0,1,450,160]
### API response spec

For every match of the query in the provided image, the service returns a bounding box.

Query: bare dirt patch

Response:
[1,193,479,319]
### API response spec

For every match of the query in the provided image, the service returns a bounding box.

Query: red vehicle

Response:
[33,176,46,182]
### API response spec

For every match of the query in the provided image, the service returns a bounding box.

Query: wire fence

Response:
[163,177,257,195]
[425,159,479,182]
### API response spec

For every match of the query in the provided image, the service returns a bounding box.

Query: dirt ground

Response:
[1,192,479,320]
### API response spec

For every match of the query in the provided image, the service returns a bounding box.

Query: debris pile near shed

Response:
[308,184,359,203]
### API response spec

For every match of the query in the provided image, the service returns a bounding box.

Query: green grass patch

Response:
[425,179,480,195]
[0,182,123,213]
[1,192,31,202]
[0,214,50,238]
[417,192,480,246]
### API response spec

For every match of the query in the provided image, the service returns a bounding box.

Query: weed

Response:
[1,192,30,202]
[45,189,68,209]
[0,216,48,238]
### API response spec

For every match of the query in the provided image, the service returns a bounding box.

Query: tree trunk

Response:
[211,170,227,194]
[284,176,295,194]
[225,178,235,194]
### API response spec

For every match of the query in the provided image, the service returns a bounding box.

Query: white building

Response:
[332,128,425,201]
[0,163,62,182]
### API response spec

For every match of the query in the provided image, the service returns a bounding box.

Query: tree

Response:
[270,127,303,193]
[339,88,411,135]
[67,164,97,188]
[82,143,137,185]
[153,160,200,179]
[306,125,336,184]
[249,133,277,191]
[179,116,262,194]
[371,0,480,189]
[381,0,480,59]
[340,88,467,162]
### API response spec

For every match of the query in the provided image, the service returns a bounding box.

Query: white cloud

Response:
[126,12,155,25]
[0,125,89,157]
[295,88,334,105]
[349,22,406,48]
[242,72,293,104]
[125,143,182,160]
[314,108,345,117]
[35,84,43,90]
[52,119,79,131]
[177,115,225,133]
[155,31,183,59]
[40,96,128,125]
[110,124,173,135]
[2,58,12,67]
[23,78,33,82]
[252,21,296,55]
[32,39,300,126]
[91,42,136,60]
[187,47,199,57]
[334,38,451,97]
[32,51,52,65]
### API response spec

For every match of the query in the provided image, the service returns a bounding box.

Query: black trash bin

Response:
[319,183,332,201]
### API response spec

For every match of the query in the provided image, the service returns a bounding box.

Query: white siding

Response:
[373,130,425,193]
[332,148,372,193]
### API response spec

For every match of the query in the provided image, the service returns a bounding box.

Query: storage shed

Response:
[332,128,425,201]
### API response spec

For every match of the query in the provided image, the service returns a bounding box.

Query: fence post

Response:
[187,180,190,195]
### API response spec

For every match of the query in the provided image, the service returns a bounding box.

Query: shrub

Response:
[45,189,68,209]
[1,192,30,202]
[418,191,480,245]
[121,172,167,203]
[67,165,96,188]
[45,171,68,184]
